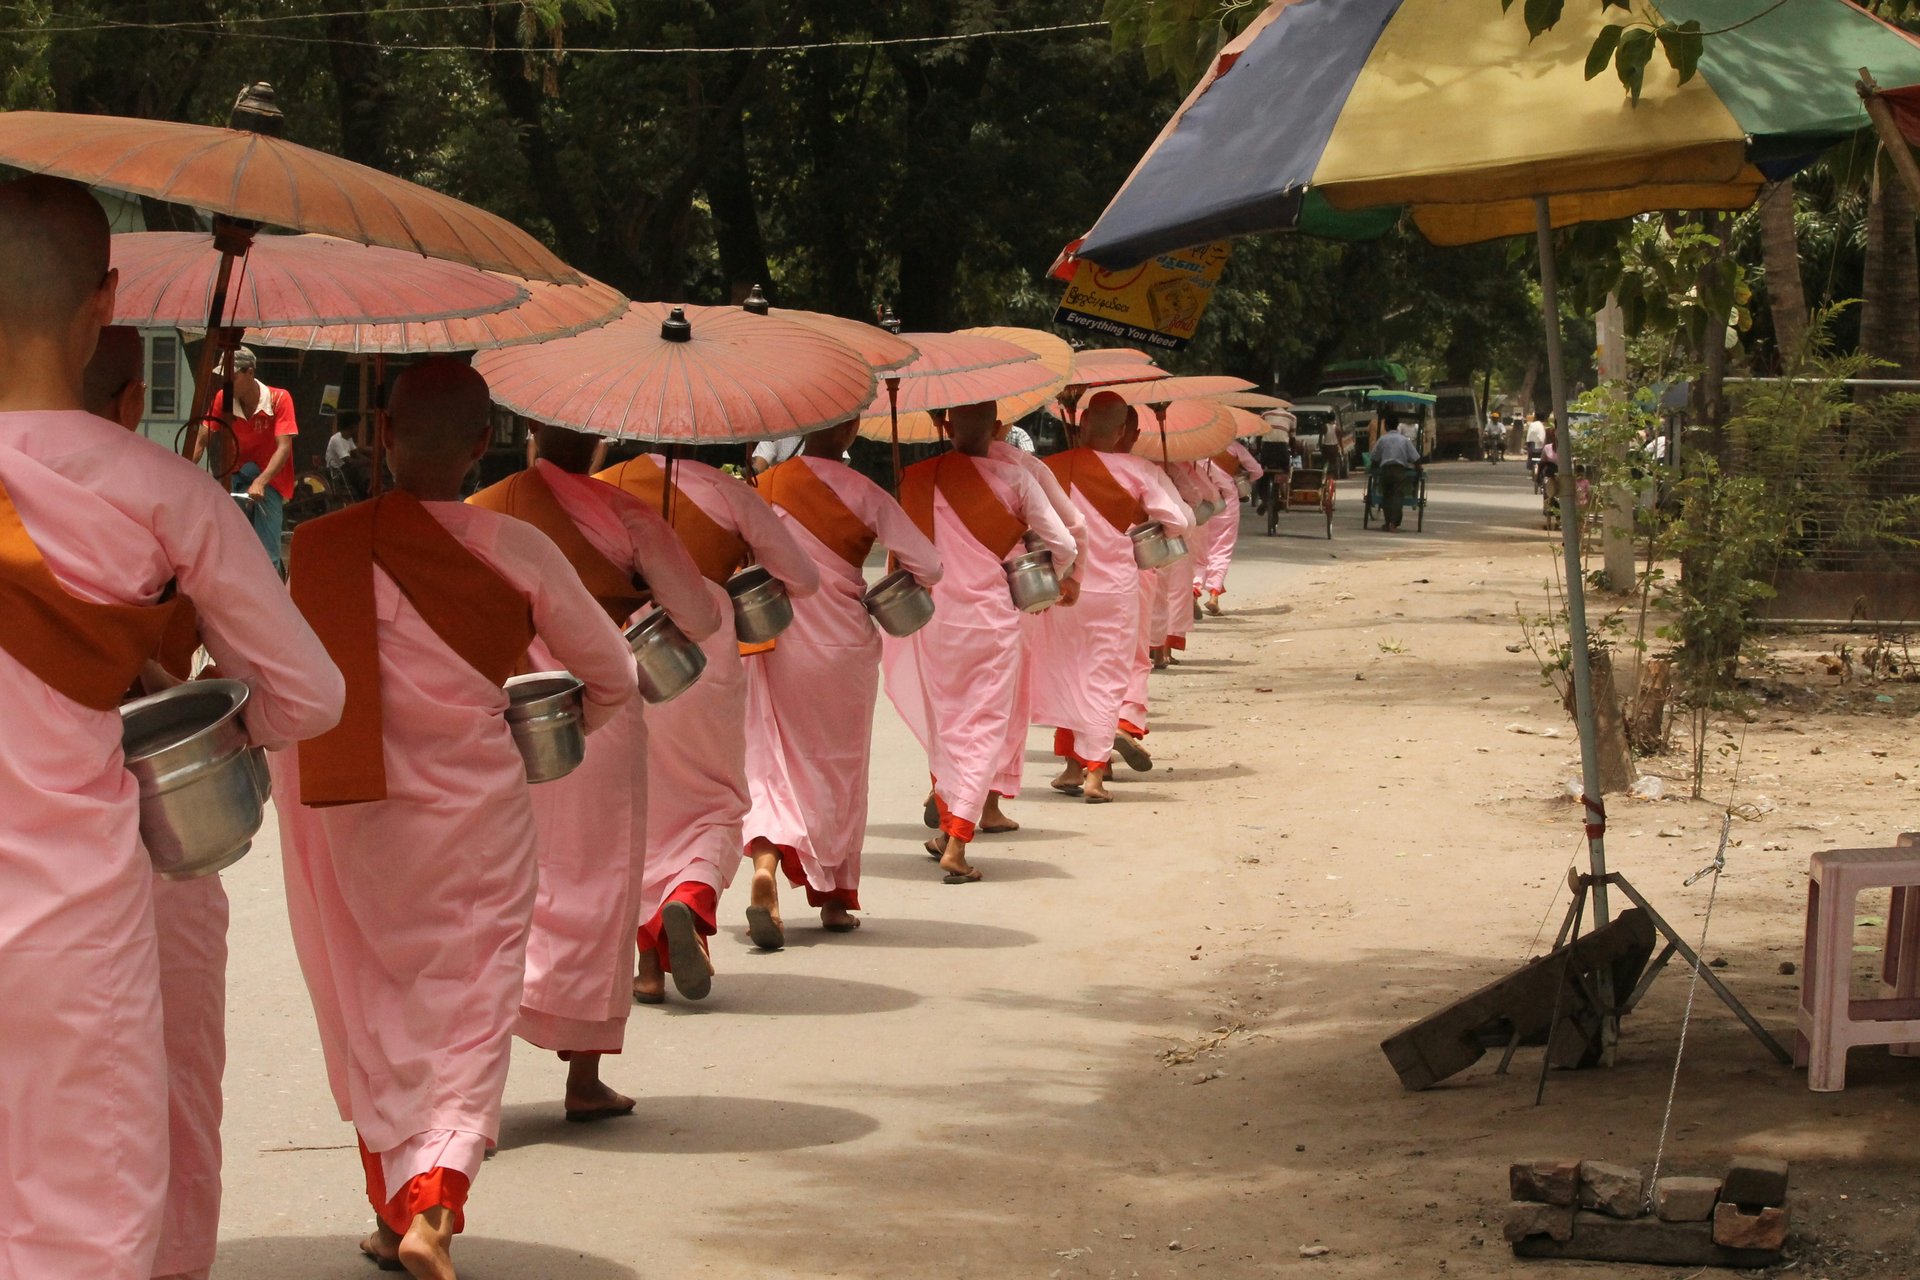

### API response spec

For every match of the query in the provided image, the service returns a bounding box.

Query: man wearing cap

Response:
[190,346,299,568]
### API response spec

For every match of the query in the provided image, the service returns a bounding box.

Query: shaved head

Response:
[532,420,599,474]
[1081,390,1128,446]
[385,357,491,496]
[83,326,144,420]
[0,177,110,337]
[946,400,997,454]
[390,358,491,455]
[0,177,116,410]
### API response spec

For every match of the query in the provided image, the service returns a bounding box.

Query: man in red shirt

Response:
[190,346,298,568]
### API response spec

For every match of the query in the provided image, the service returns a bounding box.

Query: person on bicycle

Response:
[1523,411,1547,482]
[1370,412,1422,533]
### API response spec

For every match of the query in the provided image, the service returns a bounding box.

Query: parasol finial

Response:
[879,306,902,335]
[660,306,693,342]
[229,82,285,137]
[742,284,770,315]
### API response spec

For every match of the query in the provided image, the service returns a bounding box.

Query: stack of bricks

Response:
[1505,1156,1789,1267]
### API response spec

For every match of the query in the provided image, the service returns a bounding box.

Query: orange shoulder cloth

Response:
[1213,449,1243,477]
[756,457,875,568]
[1045,448,1145,535]
[0,469,181,709]
[287,492,534,807]
[468,466,647,623]
[595,455,749,585]
[899,453,1025,558]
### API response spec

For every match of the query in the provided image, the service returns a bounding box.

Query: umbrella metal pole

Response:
[182,217,257,464]
[1538,196,1616,1062]
[1156,404,1171,467]
[887,376,902,497]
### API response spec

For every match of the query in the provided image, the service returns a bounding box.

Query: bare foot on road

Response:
[632,949,665,1004]
[980,793,1020,832]
[821,902,861,932]
[397,1206,457,1279]
[360,1221,403,1271]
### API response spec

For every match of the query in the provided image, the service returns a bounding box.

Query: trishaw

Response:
[1361,466,1427,531]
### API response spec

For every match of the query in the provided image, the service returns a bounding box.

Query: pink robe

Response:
[1030,453,1190,763]
[273,503,635,1198]
[743,457,942,906]
[151,874,228,1280]
[991,440,1088,800]
[1119,459,1191,734]
[511,461,719,1054]
[881,452,1076,835]
[1197,446,1260,597]
[0,409,343,1280]
[638,459,819,928]
[1162,461,1235,649]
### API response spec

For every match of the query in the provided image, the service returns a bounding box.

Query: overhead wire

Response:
[0,6,1110,54]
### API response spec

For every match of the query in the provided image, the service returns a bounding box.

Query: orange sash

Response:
[1213,449,1243,477]
[899,453,1026,558]
[595,456,749,585]
[0,470,180,710]
[288,492,535,807]
[756,457,875,569]
[153,597,201,682]
[468,466,648,624]
[1045,448,1145,535]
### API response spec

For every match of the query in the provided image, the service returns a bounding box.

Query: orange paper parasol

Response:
[112,231,528,329]
[239,274,627,355]
[1099,375,1256,405]
[474,301,876,443]
[854,332,1049,445]
[739,285,917,371]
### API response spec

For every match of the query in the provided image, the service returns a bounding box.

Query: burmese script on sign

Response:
[1054,241,1231,352]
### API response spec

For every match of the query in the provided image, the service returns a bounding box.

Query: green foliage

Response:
[1564,218,1748,378]
[1103,0,1261,88]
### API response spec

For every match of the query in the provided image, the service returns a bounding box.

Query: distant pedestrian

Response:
[190,346,297,568]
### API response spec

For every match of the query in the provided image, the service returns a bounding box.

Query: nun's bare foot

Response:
[397,1206,456,1279]
[359,1221,403,1270]
[1083,765,1112,803]
[1051,761,1086,795]
[821,902,861,932]
[938,839,981,883]
[563,1052,635,1122]
[632,950,666,1004]
[980,793,1020,833]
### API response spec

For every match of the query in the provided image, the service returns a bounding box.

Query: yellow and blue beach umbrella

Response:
[1074,0,1920,264]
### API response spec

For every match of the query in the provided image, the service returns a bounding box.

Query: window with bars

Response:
[147,334,179,418]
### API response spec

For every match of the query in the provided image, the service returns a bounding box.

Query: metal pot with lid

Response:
[504,672,587,784]
[1129,520,1188,569]
[624,607,707,703]
[120,678,267,880]
[1006,546,1062,613]
[727,565,794,645]
[863,569,935,637]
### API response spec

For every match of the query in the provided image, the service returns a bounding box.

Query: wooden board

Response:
[1379,908,1656,1091]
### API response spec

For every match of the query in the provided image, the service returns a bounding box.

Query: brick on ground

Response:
[1652,1176,1722,1224]
[1503,1201,1576,1244]
[1578,1160,1645,1219]
[1713,1203,1789,1252]
[1509,1159,1580,1207]
[1721,1156,1789,1209]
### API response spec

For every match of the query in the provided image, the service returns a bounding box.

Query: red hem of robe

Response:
[775,844,860,910]
[636,882,718,973]
[1119,720,1148,739]
[359,1138,470,1237]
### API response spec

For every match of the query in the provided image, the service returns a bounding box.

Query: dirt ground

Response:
[215,461,1918,1279]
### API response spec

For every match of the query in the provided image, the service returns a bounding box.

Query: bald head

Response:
[385,358,492,496]
[0,177,110,335]
[1081,390,1128,447]
[532,420,599,474]
[83,326,145,429]
[0,177,116,410]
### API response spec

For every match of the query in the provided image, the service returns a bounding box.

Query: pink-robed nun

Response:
[1158,459,1235,657]
[1197,441,1261,611]
[471,436,719,1120]
[1029,393,1190,801]
[881,402,1076,883]
[275,362,636,1274]
[594,453,819,1003]
[989,426,1088,815]
[0,179,344,1280]
[742,423,942,941]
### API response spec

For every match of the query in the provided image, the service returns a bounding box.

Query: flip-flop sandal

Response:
[941,869,983,884]
[1084,791,1113,804]
[745,904,785,952]
[822,919,860,933]
[360,1242,405,1272]
[1112,734,1154,773]
[632,988,665,1006]
[925,837,946,860]
[922,798,940,829]
[564,1100,637,1124]
[661,901,713,1001]
[1050,781,1084,796]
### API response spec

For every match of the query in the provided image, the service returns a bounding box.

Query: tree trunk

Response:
[701,92,771,303]
[1693,212,1732,462]
[1860,165,1920,489]
[1626,656,1671,755]
[1757,177,1807,367]
[1563,650,1638,794]
[328,7,396,172]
